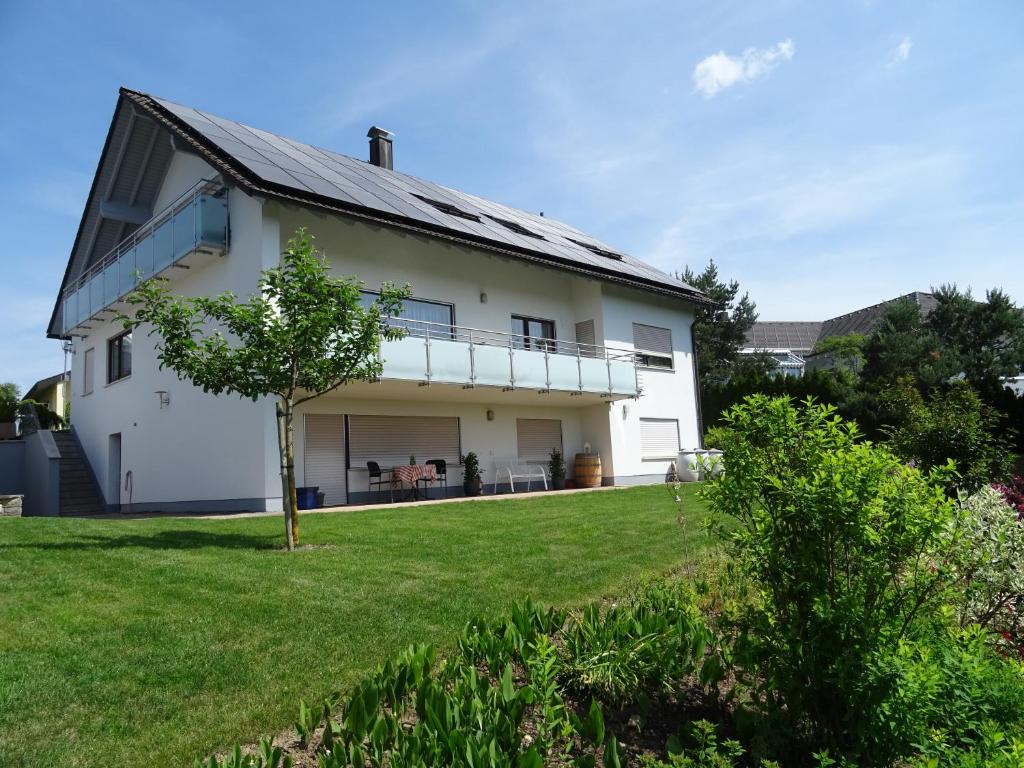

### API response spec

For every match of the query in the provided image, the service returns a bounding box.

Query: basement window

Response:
[566,237,624,261]
[412,194,481,222]
[486,215,545,240]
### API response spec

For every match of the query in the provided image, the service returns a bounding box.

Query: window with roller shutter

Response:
[516,418,563,462]
[347,415,461,469]
[632,323,673,370]
[640,418,680,460]
[303,414,346,505]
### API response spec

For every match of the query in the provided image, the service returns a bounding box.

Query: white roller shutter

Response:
[640,418,679,460]
[303,414,346,505]
[348,415,461,468]
[632,323,672,354]
[82,348,94,396]
[516,419,563,462]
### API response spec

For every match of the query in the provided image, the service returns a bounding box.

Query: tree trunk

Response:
[284,404,299,546]
[276,401,295,551]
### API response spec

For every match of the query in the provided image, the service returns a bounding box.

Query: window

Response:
[361,291,454,336]
[565,237,624,261]
[516,418,563,463]
[485,215,545,240]
[512,315,555,351]
[348,415,461,468]
[412,194,481,222]
[82,348,94,396]
[107,331,132,383]
[632,323,673,369]
[640,418,680,460]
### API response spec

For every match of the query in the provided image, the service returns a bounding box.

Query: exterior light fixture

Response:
[155,390,170,409]
[480,292,488,304]
[486,409,495,421]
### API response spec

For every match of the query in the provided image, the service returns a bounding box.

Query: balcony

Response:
[61,179,229,335]
[378,319,639,398]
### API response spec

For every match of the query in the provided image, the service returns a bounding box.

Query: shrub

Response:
[953,486,1024,653]
[992,475,1024,518]
[880,379,1016,495]
[701,395,961,761]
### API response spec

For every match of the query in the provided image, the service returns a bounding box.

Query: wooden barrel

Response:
[574,453,602,488]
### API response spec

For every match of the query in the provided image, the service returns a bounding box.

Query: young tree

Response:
[120,229,410,550]
[0,383,19,423]
[678,260,758,388]
[811,332,866,373]
[927,284,1024,388]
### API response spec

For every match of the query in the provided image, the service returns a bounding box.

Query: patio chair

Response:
[420,459,448,499]
[367,461,393,503]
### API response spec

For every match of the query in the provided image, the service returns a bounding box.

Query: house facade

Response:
[48,88,707,513]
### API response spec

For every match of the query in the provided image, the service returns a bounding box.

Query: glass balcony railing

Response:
[378,318,640,397]
[61,179,228,335]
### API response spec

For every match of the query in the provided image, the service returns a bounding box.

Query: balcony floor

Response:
[328,378,633,405]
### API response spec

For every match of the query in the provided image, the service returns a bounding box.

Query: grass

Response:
[0,484,713,768]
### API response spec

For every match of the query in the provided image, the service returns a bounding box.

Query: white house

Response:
[47,88,709,513]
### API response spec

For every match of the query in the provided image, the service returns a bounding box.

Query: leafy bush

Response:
[870,625,1024,765]
[701,395,961,761]
[880,379,1016,494]
[0,382,18,422]
[953,486,1024,653]
[993,475,1024,517]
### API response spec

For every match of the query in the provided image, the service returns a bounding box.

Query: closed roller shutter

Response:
[632,323,672,354]
[640,418,679,460]
[304,414,346,505]
[575,320,597,357]
[516,418,563,462]
[348,415,461,468]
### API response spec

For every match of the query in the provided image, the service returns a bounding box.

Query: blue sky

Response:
[1,0,1022,393]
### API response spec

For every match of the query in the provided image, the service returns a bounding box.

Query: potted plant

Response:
[461,452,482,496]
[549,448,566,490]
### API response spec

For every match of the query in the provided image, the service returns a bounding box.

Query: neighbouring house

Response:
[24,373,70,419]
[741,292,937,377]
[47,87,709,513]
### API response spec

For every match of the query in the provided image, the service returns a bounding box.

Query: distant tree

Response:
[730,349,779,379]
[927,284,1024,388]
[861,299,956,389]
[120,229,410,550]
[812,332,866,373]
[0,383,19,422]
[678,260,758,388]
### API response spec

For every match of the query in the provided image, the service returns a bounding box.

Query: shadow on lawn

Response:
[0,529,278,551]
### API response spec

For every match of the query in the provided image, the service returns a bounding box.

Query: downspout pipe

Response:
[690,319,704,450]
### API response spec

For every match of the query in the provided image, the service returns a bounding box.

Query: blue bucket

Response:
[296,486,320,510]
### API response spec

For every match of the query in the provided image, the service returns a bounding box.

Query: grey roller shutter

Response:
[575,320,597,357]
[348,415,461,468]
[303,414,346,505]
[640,418,680,459]
[516,418,563,462]
[632,323,672,354]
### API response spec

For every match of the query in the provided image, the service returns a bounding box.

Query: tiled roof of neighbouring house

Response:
[121,88,707,303]
[817,291,937,341]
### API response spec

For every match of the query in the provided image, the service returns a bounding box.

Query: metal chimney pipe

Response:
[367,126,394,170]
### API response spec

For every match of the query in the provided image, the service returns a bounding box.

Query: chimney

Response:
[367,126,393,170]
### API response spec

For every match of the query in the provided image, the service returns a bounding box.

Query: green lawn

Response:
[0,484,712,768]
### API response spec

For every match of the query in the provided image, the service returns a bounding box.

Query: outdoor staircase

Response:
[51,432,105,515]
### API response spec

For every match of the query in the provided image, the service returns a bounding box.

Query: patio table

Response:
[390,463,438,501]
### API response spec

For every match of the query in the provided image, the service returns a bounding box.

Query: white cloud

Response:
[692,39,795,97]
[890,35,912,65]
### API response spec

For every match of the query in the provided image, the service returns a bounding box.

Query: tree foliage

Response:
[811,332,866,372]
[861,298,957,388]
[121,229,410,549]
[927,284,1024,388]
[678,261,758,388]
[0,382,19,422]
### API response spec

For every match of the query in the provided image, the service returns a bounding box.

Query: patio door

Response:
[303,414,346,506]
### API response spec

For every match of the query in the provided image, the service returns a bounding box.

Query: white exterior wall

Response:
[69,152,280,512]
[66,159,700,512]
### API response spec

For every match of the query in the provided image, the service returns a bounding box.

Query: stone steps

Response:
[51,432,105,515]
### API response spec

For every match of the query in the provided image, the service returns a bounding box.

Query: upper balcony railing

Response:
[378,317,640,397]
[61,179,229,335]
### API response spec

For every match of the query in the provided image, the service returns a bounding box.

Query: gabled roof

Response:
[49,88,708,337]
[25,373,67,401]
[818,291,936,341]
